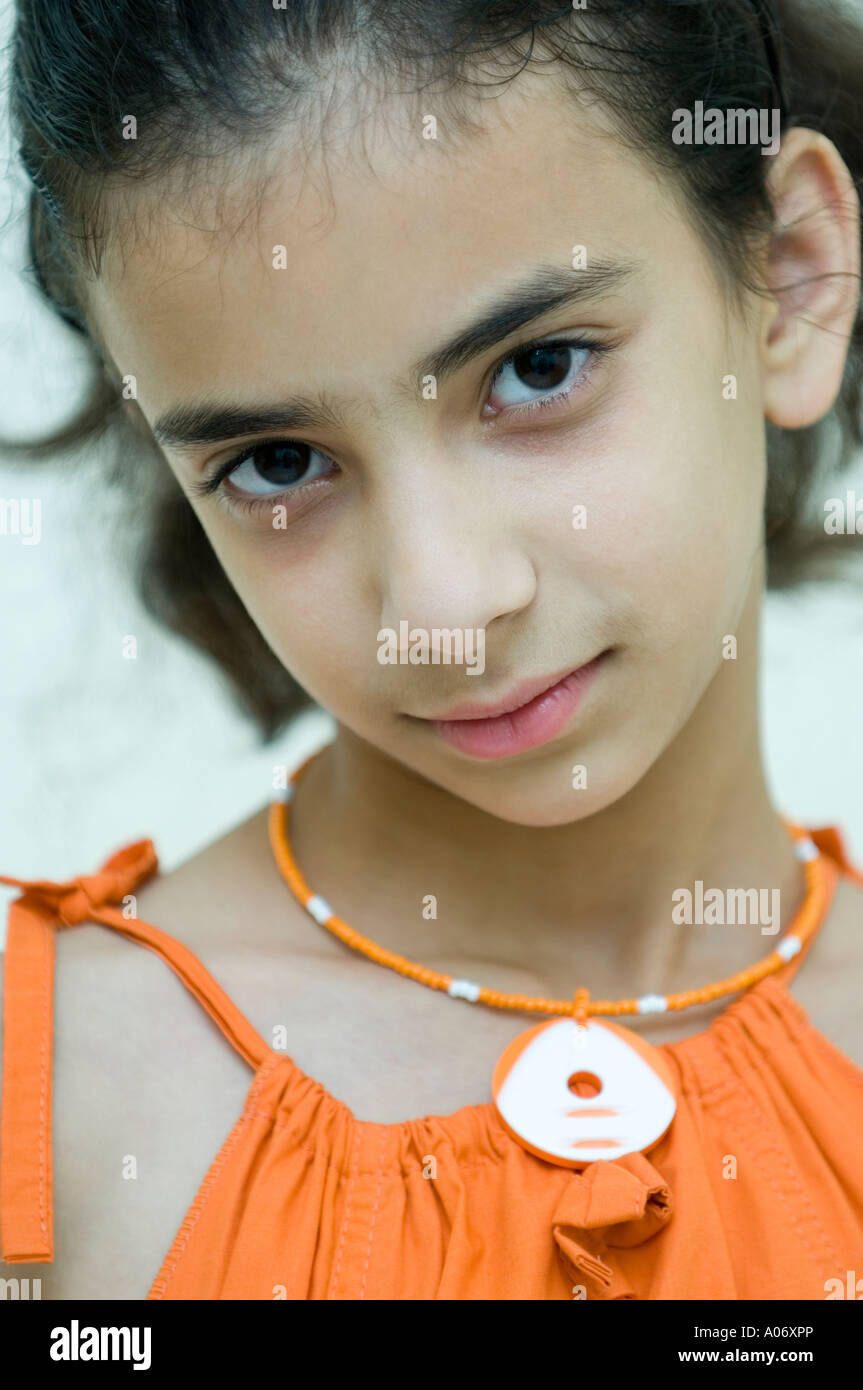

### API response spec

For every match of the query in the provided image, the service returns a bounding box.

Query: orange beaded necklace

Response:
[268,747,834,1167]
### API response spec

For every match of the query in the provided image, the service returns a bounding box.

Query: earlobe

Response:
[762,127,860,429]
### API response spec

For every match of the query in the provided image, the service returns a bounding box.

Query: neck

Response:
[291,593,805,1001]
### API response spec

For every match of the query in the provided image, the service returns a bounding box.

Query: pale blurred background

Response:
[0,0,861,949]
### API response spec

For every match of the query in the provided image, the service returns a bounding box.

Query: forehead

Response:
[85,69,686,417]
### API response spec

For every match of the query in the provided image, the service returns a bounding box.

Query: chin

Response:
[448,746,649,828]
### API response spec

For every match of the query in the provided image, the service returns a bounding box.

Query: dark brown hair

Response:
[5,0,863,738]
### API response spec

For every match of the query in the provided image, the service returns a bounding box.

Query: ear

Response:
[761,126,860,428]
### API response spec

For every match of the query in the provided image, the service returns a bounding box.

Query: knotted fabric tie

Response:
[552,1150,673,1300]
[1,839,158,927]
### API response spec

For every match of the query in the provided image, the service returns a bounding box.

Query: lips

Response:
[428,662,587,723]
[424,652,609,760]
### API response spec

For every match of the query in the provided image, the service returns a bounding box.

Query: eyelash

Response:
[486,334,605,418]
[192,332,608,513]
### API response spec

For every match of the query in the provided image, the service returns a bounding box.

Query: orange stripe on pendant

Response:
[564,1107,620,1118]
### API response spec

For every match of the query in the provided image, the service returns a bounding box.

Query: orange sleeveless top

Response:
[2,823,863,1300]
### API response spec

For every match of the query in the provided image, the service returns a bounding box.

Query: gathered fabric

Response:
[2,825,862,1300]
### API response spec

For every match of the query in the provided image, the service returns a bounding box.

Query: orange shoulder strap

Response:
[808,824,863,886]
[0,841,273,1263]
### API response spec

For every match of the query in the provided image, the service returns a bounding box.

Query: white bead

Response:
[636,994,668,1014]
[306,894,333,924]
[448,978,481,1002]
[276,782,294,802]
[793,836,819,863]
[776,934,802,961]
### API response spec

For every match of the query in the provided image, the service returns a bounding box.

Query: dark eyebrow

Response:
[152,257,639,454]
[410,258,636,384]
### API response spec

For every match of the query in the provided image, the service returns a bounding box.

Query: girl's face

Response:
[88,71,769,826]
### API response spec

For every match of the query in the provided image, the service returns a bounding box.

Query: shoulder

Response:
[37,800,330,1082]
[0,800,330,1080]
[133,802,319,955]
[0,806,304,1298]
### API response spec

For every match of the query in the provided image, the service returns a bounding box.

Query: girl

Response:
[2,0,863,1301]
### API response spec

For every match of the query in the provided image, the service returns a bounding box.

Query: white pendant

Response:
[492,1017,678,1168]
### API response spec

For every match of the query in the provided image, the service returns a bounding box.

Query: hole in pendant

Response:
[567,1070,602,1099]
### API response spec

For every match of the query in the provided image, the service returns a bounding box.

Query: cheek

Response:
[537,353,765,653]
[192,510,372,700]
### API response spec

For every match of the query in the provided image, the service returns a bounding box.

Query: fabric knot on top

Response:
[551,1150,673,1300]
[16,840,159,926]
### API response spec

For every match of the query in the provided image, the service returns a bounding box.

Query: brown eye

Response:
[224,441,335,497]
[511,345,574,391]
[488,341,593,412]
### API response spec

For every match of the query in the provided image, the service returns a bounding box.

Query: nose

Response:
[375,454,537,640]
